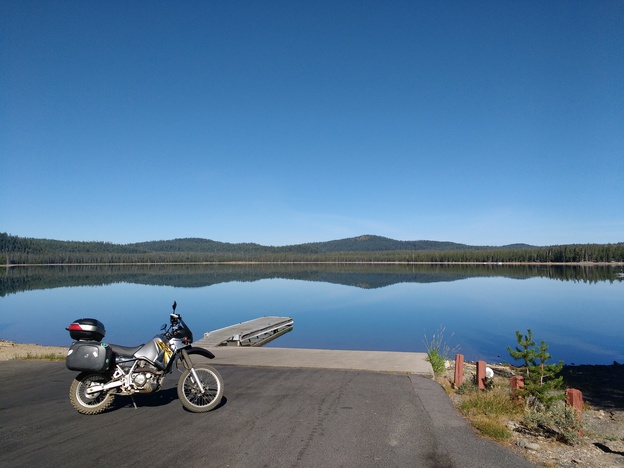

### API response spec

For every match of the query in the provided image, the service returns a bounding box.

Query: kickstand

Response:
[130,395,138,409]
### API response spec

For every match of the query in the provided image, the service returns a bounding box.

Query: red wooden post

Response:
[510,375,524,398]
[454,354,464,388]
[566,388,583,437]
[476,360,487,390]
[566,388,583,420]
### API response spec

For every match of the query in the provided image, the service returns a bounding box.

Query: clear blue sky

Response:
[2,1,623,246]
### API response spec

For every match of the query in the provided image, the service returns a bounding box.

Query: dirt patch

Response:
[0,340,67,361]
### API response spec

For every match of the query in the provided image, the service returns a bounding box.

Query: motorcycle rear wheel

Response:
[69,372,115,415]
[177,365,223,413]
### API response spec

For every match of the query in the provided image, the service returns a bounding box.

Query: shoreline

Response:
[3,261,624,267]
[1,338,621,367]
[0,340,67,361]
[2,338,622,370]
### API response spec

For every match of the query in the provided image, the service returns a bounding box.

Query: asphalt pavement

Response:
[0,354,535,467]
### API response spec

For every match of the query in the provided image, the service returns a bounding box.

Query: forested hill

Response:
[297,235,533,252]
[132,238,274,253]
[1,233,529,256]
[133,235,525,253]
[1,232,623,264]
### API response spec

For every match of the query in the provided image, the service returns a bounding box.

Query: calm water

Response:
[1,265,622,365]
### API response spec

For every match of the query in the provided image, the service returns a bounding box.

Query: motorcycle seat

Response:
[109,344,144,357]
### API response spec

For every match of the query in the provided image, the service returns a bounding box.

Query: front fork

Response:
[180,349,205,394]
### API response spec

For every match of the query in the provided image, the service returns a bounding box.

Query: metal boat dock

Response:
[195,316,294,348]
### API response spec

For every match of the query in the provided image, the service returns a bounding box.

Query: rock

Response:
[507,421,520,431]
[516,438,540,451]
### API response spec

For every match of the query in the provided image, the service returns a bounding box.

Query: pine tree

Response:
[507,329,537,379]
[527,339,564,407]
[507,329,564,407]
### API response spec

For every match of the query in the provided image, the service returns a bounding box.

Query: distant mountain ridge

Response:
[130,234,535,253]
[297,234,535,252]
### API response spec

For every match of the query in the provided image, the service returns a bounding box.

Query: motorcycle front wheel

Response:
[177,365,224,413]
[69,372,115,415]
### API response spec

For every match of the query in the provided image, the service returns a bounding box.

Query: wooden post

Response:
[476,360,487,390]
[566,388,583,420]
[510,375,524,398]
[566,388,583,437]
[454,354,464,388]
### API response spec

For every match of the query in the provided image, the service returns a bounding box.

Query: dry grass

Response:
[13,352,65,361]
[458,385,524,440]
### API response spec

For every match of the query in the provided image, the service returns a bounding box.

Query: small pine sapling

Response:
[507,329,537,379]
[527,339,564,407]
[507,329,564,408]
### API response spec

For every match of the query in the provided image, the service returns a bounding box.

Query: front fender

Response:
[185,346,215,360]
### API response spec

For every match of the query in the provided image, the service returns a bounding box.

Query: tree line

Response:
[1,232,623,265]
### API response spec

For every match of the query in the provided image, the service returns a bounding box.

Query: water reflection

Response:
[0,265,622,365]
[1,263,621,297]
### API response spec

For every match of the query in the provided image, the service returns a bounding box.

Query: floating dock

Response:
[195,316,294,348]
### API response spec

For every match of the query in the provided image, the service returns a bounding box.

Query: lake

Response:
[1,264,622,365]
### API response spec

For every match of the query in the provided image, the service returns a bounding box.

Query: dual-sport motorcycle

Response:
[65,301,224,415]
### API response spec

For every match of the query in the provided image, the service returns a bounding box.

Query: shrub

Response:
[426,349,446,375]
[524,403,583,445]
[423,326,458,376]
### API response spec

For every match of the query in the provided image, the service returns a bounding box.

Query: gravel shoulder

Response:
[0,340,67,361]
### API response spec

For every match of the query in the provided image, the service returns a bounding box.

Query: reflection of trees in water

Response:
[1,263,620,297]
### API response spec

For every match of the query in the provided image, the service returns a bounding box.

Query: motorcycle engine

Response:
[132,362,162,393]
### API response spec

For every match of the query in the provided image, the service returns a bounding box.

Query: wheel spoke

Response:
[70,373,115,415]
[177,366,223,412]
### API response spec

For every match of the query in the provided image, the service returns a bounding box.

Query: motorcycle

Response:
[65,301,224,415]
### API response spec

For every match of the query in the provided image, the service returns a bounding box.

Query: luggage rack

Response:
[195,316,293,348]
